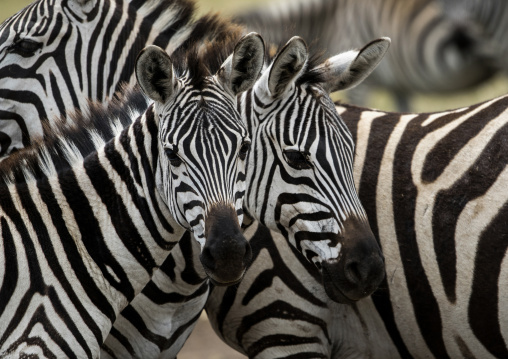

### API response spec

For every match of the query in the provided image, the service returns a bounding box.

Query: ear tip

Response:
[371,37,391,50]
[287,36,308,50]
[140,45,165,56]
[243,32,263,41]
[242,32,266,50]
[136,45,171,66]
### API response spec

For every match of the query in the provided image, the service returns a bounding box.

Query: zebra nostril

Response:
[200,246,215,271]
[345,260,363,284]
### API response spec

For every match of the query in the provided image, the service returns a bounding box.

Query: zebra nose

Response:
[200,204,252,285]
[344,249,385,294]
[200,232,252,285]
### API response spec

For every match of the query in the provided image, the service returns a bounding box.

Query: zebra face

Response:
[136,34,265,285]
[244,37,390,303]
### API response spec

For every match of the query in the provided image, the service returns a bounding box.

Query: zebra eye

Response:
[239,141,250,160]
[164,148,182,167]
[283,150,312,170]
[8,39,42,57]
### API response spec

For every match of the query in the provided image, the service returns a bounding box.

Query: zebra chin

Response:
[199,203,252,286]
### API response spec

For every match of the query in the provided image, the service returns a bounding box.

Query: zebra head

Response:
[135,33,265,286]
[242,37,390,303]
[0,0,193,157]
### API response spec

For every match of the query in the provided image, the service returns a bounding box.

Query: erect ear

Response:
[68,0,98,14]
[135,45,176,104]
[217,32,265,96]
[259,36,308,99]
[317,37,391,94]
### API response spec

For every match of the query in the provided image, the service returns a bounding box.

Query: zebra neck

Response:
[0,106,185,340]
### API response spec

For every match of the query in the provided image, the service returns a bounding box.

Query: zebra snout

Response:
[200,204,252,285]
[321,219,385,303]
[343,246,385,297]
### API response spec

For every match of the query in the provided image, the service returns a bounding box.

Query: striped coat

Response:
[206,95,508,359]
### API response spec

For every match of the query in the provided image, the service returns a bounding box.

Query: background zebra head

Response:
[136,33,265,285]
[241,37,389,303]
[0,0,197,156]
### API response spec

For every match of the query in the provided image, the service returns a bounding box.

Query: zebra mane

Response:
[0,85,150,185]
[133,0,195,35]
[171,14,244,90]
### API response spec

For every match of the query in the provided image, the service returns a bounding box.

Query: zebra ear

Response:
[217,32,265,96]
[135,45,176,104]
[265,36,308,99]
[318,37,391,94]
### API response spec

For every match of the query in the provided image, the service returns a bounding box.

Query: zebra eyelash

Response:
[282,149,312,170]
[7,37,42,57]
[164,147,183,167]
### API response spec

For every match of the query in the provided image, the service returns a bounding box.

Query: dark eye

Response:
[165,148,182,167]
[283,150,312,170]
[8,39,42,57]
[239,141,250,160]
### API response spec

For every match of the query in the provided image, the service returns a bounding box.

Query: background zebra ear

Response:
[135,45,176,104]
[318,37,391,94]
[217,32,265,96]
[265,36,308,98]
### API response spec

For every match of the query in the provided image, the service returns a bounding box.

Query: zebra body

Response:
[234,0,495,110]
[0,34,264,358]
[206,96,508,359]
[101,37,390,358]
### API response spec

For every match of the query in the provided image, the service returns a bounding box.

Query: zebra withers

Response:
[0,33,264,358]
[101,36,391,358]
[206,96,508,358]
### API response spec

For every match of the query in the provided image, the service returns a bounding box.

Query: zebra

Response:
[233,0,496,111]
[0,33,265,358]
[206,94,508,359]
[101,36,390,358]
[0,0,240,157]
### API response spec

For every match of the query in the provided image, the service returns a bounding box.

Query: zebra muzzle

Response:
[200,203,252,285]
[321,219,385,303]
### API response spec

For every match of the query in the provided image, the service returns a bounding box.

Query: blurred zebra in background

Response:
[0,33,265,358]
[0,0,241,156]
[101,37,391,358]
[207,95,508,359]
[440,0,508,71]
[234,0,496,110]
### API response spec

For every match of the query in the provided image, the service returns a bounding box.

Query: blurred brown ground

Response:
[179,312,246,359]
